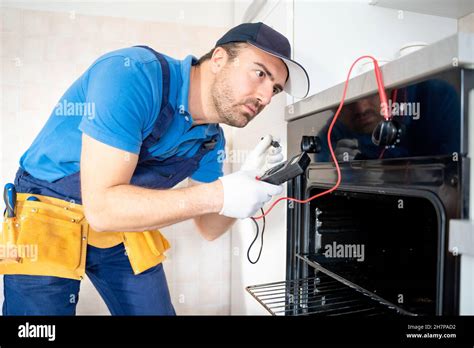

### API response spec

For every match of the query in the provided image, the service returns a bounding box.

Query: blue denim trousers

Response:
[2,243,175,315]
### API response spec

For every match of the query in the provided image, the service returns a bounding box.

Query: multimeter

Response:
[258,152,311,185]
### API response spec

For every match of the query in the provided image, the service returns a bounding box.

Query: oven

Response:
[246,33,474,316]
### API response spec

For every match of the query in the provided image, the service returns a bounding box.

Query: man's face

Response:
[340,94,383,134]
[210,44,288,128]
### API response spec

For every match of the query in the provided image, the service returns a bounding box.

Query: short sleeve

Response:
[190,128,226,183]
[78,56,158,154]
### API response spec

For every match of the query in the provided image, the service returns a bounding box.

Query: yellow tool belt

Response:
[0,193,170,280]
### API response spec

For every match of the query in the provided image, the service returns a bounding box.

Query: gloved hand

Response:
[241,134,284,175]
[218,169,283,219]
[335,138,361,161]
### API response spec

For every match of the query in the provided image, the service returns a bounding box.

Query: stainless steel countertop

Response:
[285,32,474,122]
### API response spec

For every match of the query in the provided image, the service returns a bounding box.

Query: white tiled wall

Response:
[166,216,231,315]
[0,6,232,315]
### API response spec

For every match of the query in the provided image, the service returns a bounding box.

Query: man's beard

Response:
[210,70,257,128]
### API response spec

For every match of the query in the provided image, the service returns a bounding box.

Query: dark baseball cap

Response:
[216,22,310,99]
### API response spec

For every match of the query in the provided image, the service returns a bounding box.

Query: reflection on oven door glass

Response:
[316,79,461,161]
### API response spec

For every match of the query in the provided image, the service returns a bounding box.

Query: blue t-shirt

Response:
[19,47,225,183]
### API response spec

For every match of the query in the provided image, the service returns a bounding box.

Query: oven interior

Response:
[246,188,442,316]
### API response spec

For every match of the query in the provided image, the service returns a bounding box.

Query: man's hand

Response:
[241,134,284,174]
[335,138,361,161]
[218,169,283,219]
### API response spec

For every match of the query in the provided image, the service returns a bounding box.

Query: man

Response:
[1,22,310,315]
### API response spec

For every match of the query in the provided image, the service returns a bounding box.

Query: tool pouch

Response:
[0,193,88,280]
[0,193,171,279]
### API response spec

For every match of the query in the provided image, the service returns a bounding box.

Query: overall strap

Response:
[134,46,175,159]
[134,45,170,114]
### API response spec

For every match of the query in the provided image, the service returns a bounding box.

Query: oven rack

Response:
[245,255,417,316]
[296,254,416,316]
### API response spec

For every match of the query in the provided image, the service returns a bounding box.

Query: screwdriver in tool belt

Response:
[3,183,17,218]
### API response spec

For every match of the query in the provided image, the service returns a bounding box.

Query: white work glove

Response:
[218,169,283,219]
[241,134,284,175]
[335,138,361,161]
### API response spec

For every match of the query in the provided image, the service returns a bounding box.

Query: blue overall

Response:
[3,46,220,315]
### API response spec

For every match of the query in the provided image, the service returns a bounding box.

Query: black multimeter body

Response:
[258,152,311,185]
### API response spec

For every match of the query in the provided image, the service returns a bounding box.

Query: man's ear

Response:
[210,46,228,74]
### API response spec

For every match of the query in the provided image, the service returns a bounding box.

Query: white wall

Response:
[230,0,458,315]
[1,0,234,28]
[295,0,458,96]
